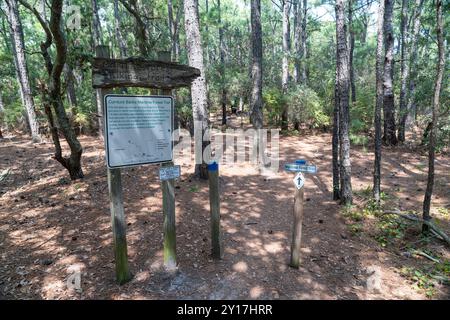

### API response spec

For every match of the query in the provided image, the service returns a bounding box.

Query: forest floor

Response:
[0,114,449,300]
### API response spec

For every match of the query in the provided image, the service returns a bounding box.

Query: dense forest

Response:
[0,0,449,300]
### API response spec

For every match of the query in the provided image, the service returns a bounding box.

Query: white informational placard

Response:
[104,95,173,168]
[159,165,181,181]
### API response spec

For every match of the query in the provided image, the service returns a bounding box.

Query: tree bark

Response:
[0,91,4,138]
[373,0,385,205]
[168,0,182,62]
[397,0,408,143]
[293,0,302,84]
[119,0,151,58]
[348,0,356,103]
[249,0,263,129]
[382,0,397,146]
[91,0,102,48]
[218,0,227,126]
[5,0,41,142]
[184,0,209,179]
[281,0,290,131]
[114,0,127,58]
[21,0,84,180]
[301,0,308,84]
[335,0,352,205]
[406,0,424,125]
[332,67,340,200]
[423,0,444,233]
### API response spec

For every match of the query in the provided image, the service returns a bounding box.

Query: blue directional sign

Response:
[295,159,307,165]
[284,163,317,173]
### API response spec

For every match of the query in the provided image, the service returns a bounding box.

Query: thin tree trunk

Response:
[20,0,84,180]
[218,0,227,126]
[5,0,41,142]
[281,0,290,131]
[119,0,150,58]
[397,0,409,143]
[0,91,4,138]
[293,0,302,83]
[114,0,127,58]
[423,0,444,233]
[301,0,307,84]
[184,0,209,179]
[332,67,340,200]
[64,63,77,112]
[335,0,352,205]
[382,0,397,146]
[406,0,424,125]
[348,0,356,103]
[373,0,385,204]
[91,0,102,48]
[249,0,263,129]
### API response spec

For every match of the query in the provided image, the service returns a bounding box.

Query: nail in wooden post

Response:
[208,162,223,259]
[290,187,304,269]
[96,45,132,284]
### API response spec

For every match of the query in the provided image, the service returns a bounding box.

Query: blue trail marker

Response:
[284,163,317,174]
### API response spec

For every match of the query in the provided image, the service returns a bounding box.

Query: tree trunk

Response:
[114,0,127,58]
[301,0,308,84]
[397,0,409,143]
[249,0,263,129]
[373,0,385,205]
[119,0,150,58]
[21,0,84,180]
[423,0,444,233]
[218,0,227,126]
[281,0,290,131]
[0,91,4,138]
[91,0,102,48]
[293,0,302,83]
[382,0,397,146]
[332,68,340,200]
[184,0,209,179]
[5,0,41,142]
[406,0,424,125]
[348,0,356,103]
[335,0,352,205]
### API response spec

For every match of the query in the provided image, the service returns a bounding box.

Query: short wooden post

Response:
[96,45,132,284]
[161,162,177,270]
[290,187,304,269]
[107,168,132,283]
[208,162,223,259]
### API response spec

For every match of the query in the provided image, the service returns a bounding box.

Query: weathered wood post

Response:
[208,162,223,259]
[158,51,177,271]
[96,45,132,284]
[290,187,304,269]
[285,160,317,269]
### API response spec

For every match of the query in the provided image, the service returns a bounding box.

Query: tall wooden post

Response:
[96,45,132,284]
[158,51,177,271]
[208,162,223,259]
[290,187,304,269]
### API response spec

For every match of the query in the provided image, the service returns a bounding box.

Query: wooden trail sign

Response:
[93,57,201,89]
[284,160,318,269]
[93,46,201,284]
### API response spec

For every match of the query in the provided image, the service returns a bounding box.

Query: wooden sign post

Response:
[93,47,200,284]
[208,162,223,259]
[285,160,317,269]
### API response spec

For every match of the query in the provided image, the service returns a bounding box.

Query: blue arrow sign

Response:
[284,163,317,173]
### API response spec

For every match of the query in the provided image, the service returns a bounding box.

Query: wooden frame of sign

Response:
[93,46,200,284]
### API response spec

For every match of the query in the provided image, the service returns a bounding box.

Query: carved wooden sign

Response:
[92,57,201,89]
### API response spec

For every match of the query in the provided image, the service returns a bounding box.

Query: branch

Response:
[383,210,450,246]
